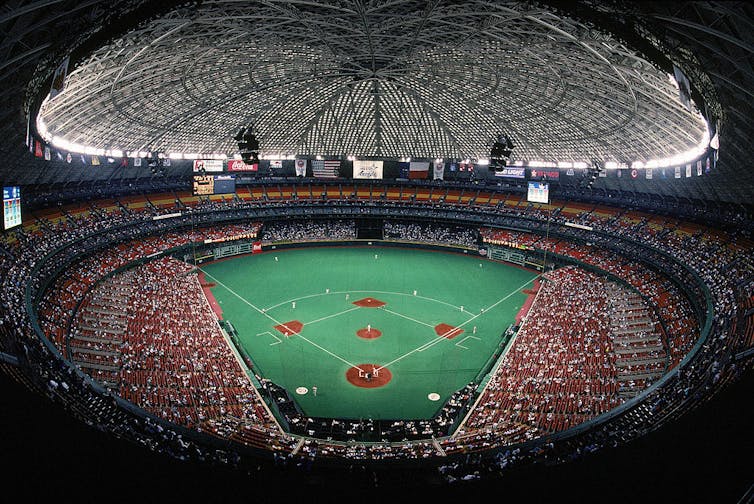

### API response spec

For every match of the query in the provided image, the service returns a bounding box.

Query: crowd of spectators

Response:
[260,219,356,243]
[0,187,752,482]
[480,227,699,368]
[383,221,478,248]
[114,257,284,442]
[454,267,625,448]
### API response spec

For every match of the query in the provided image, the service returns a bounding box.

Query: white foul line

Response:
[376,275,540,371]
[199,267,363,369]
[381,307,435,328]
[201,265,539,375]
[305,306,361,325]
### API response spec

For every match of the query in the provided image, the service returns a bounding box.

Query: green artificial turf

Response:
[201,246,538,420]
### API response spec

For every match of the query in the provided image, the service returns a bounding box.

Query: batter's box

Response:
[455,335,481,350]
[257,331,282,346]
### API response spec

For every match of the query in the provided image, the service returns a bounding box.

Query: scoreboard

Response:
[192,175,236,196]
[527,181,549,204]
[192,175,214,195]
[3,186,21,230]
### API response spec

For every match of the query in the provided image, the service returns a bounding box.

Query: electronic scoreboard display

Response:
[527,181,549,204]
[192,175,236,196]
[3,186,22,230]
[192,175,214,195]
[213,175,236,194]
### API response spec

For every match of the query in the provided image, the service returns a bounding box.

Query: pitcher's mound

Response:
[357,327,382,339]
[352,297,386,308]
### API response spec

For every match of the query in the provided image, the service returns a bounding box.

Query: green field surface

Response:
[200,246,538,420]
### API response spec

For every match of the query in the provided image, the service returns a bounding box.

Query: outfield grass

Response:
[201,246,538,420]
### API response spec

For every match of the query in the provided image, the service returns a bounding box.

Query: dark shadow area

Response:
[1,366,752,503]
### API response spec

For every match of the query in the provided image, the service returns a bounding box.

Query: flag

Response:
[705,157,711,174]
[673,64,692,111]
[44,146,51,161]
[34,140,43,158]
[433,160,444,180]
[408,161,429,179]
[50,57,70,99]
[710,131,719,150]
[685,164,691,177]
[398,162,409,178]
[616,169,622,178]
[696,160,702,176]
[80,154,87,164]
[311,159,339,178]
[66,152,72,163]
[449,162,457,172]
[630,168,638,179]
[646,168,652,179]
[353,160,382,179]
[163,158,171,166]
[252,241,262,254]
[91,155,100,166]
[120,157,128,168]
[295,158,307,177]
[133,157,140,167]
[674,166,681,178]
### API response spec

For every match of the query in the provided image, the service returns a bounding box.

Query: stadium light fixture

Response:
[236,124,261,165]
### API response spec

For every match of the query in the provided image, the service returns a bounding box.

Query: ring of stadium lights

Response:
[36,115,711,170]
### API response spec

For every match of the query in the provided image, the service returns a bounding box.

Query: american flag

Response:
[312,159,340,178]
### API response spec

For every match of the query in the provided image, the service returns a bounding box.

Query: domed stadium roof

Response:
[0,1,752,202]
[35,0,707,165]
